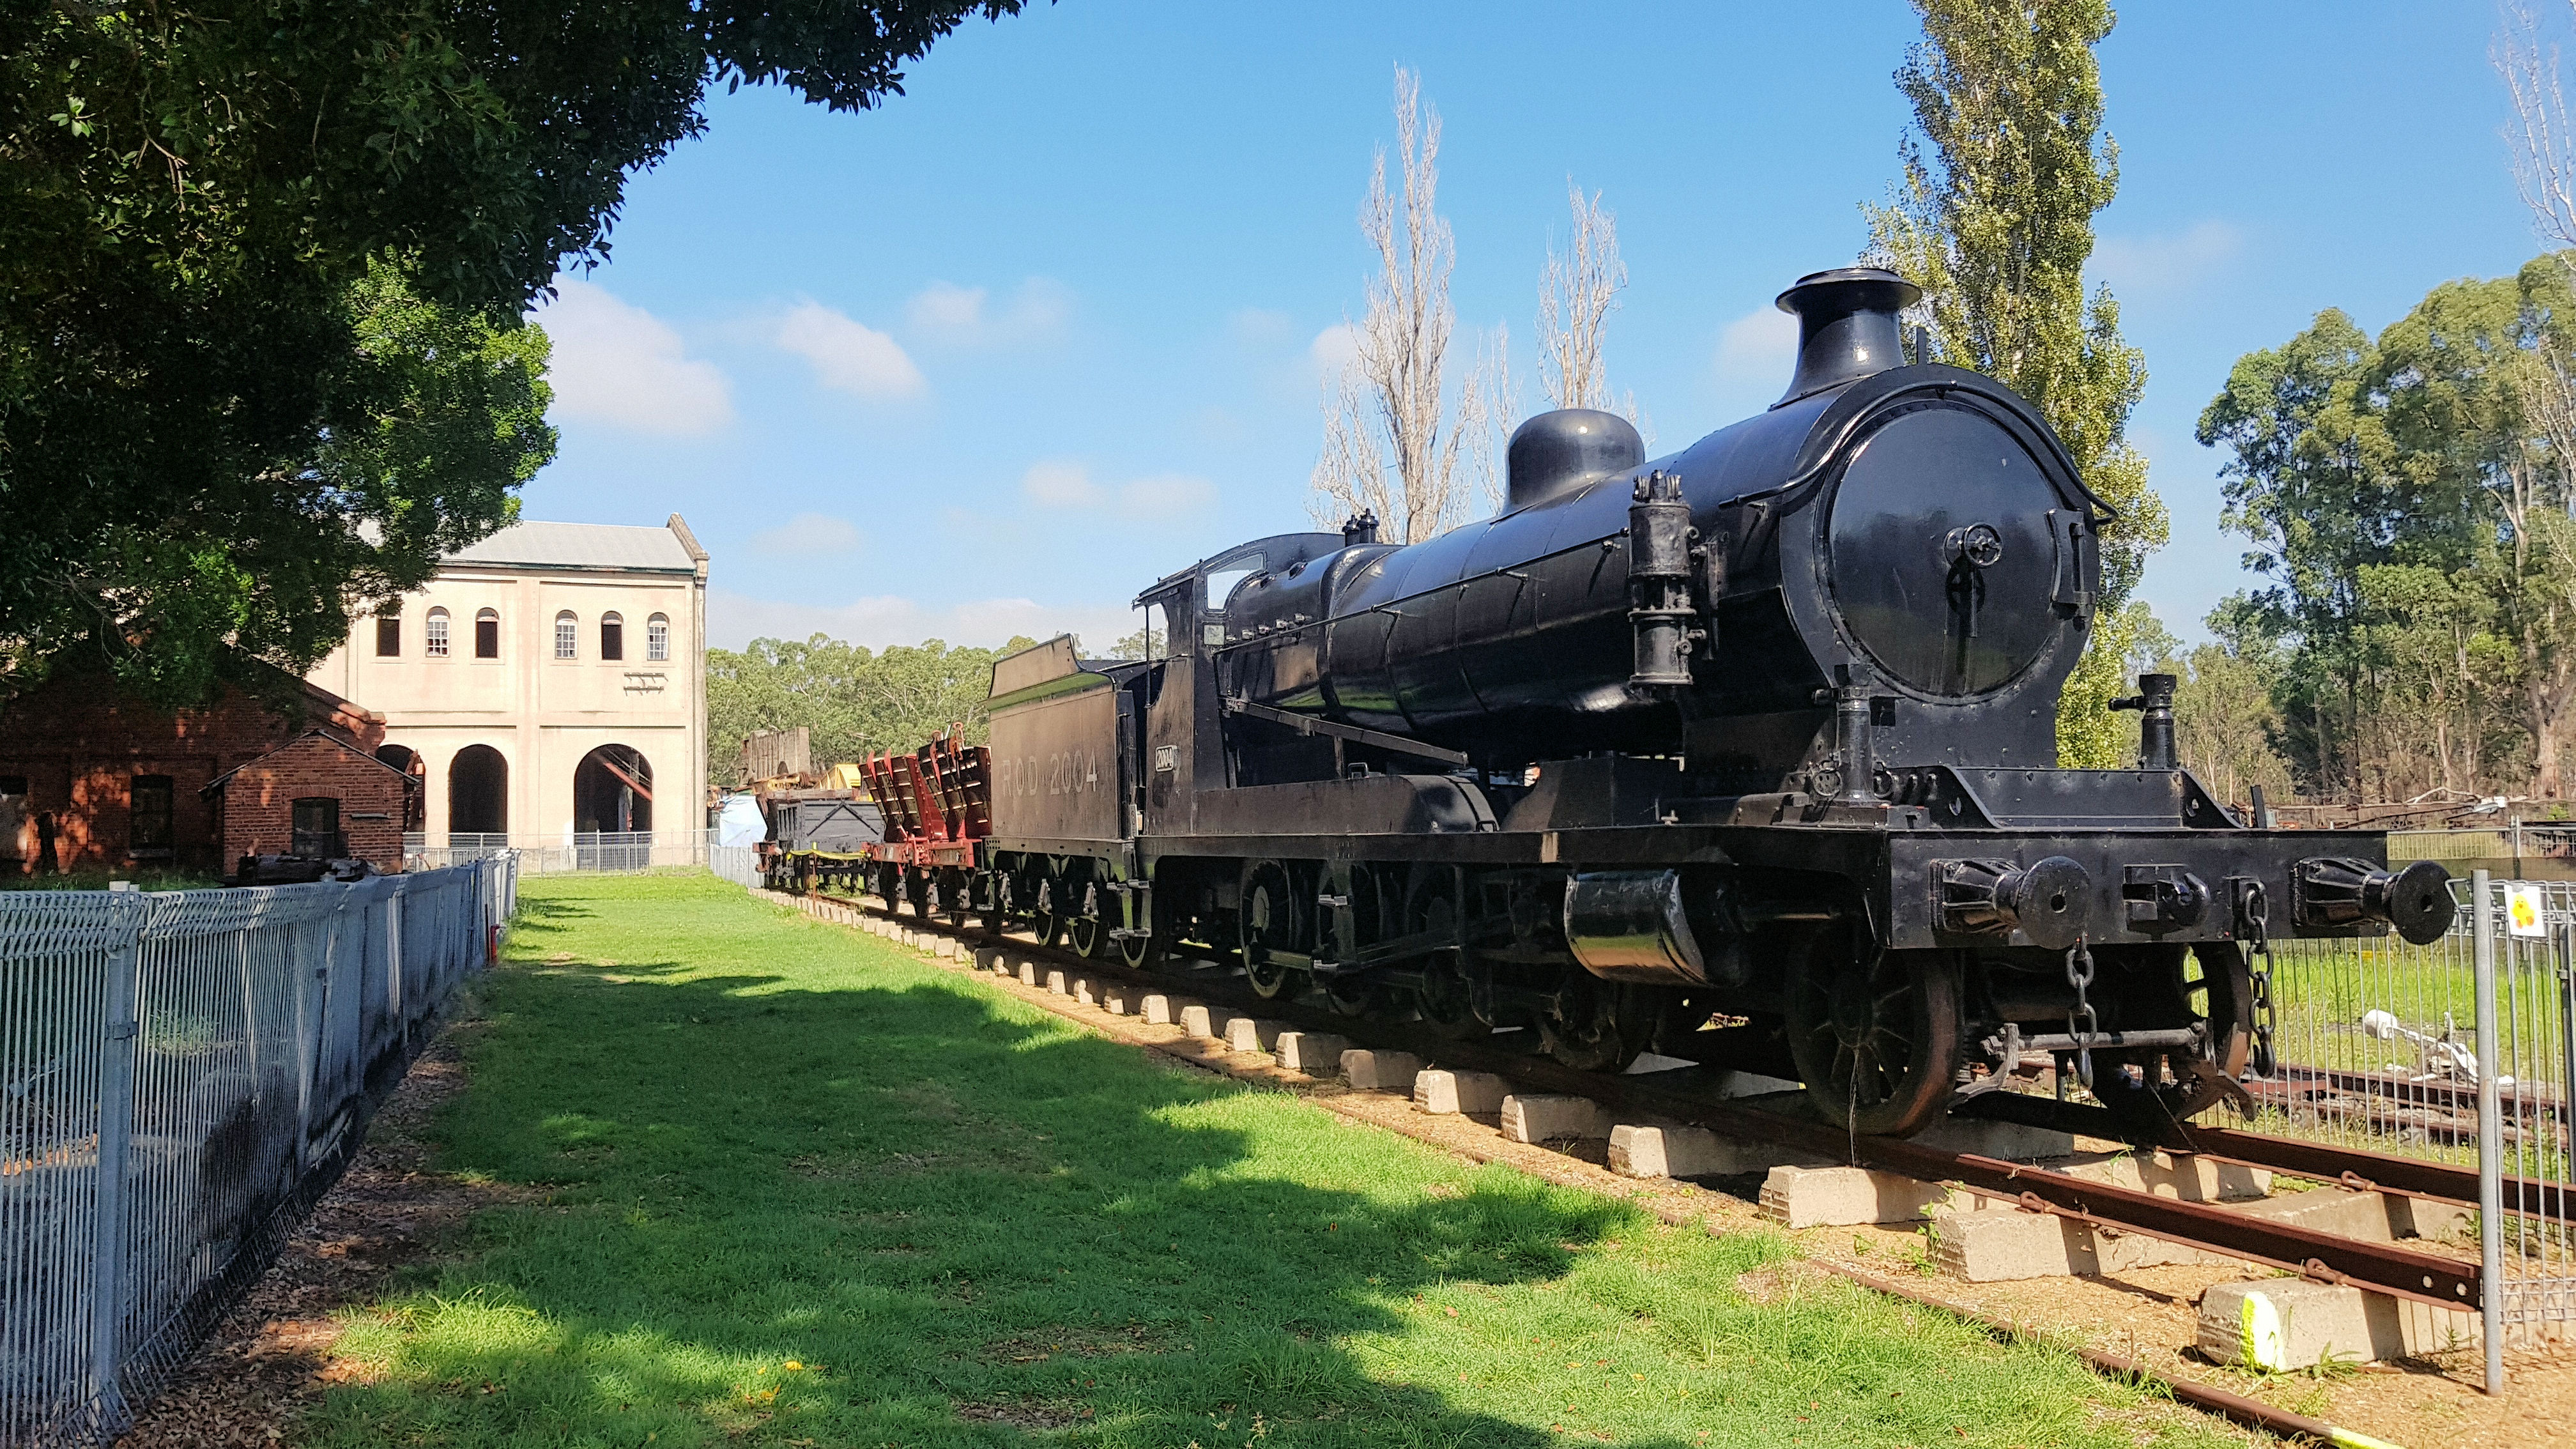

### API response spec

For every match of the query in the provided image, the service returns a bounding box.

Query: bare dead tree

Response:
[1462,321,1516,514]
[2501,1,2576,259]
[1312,67,1497,542]
[1537,181,1627,410]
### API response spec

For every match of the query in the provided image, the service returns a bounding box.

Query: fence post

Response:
[89,883,146,1430]
[2474,868,2504,1395]
[384,884,405,1061]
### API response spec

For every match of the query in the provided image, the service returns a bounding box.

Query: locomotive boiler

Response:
[939,267,2454,1139]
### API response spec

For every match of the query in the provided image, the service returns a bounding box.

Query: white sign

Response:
[2506,884,2549,939]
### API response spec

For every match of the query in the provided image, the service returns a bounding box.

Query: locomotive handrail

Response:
[1220,696,1470,769]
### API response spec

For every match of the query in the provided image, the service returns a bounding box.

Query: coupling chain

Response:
[2064,939,2099,1090]
[2244,880,2278,1078]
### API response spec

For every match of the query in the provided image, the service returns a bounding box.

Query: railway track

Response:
[775,886,2505,1321]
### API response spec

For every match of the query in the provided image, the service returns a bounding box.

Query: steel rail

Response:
[808,892,2487,1316]
[1957,1081,2559,1217]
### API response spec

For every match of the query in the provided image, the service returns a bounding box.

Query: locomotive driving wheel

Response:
[1239,861,1302,999]
[1402,868,1483,1039]
[1784,935,1961,1138]
[1539,975,1653,1073]
[2089,941,2253,1137]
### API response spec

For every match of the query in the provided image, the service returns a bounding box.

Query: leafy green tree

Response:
[1864,0,2168,766]
[1,1,1028,702]
[709,634,1039,783]
[2198,255,2576,799]
[2157,615,2297,811]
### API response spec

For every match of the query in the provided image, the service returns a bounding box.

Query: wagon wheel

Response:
[874,862,901,908]
[1402,868,1483,1039]
[1239,861,1302,999]
[2089,941,2253,1139]
[1538,975,1652,1073]
[1067,876,1115,960]
[979,872,1008,936]
[1118,928,1164,970]
[1784,934,1960,1138]
[940,867,971,929]
[1029,871,1066,948]
[903,868,931,917]
[1323,974,1384,1018]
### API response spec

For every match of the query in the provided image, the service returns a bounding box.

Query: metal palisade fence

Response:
[0,855,517,1446]
[409,830,719,875]
[2260,871,2575,1390]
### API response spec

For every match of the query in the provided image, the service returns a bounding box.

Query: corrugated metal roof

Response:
[444,520,698,573]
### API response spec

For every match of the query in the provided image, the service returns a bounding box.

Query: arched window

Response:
[425,608,450,657]
[600,611,624,661]
[554,611,578,660]
[373,602,401,657]
[647,613,670,662]
[475,608,500,659]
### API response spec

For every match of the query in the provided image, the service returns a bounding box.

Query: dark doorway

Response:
[377,745,425,831]
[448,744,508,838]
[572,746,652,834]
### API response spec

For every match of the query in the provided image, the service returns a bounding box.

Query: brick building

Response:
[0,666,392,876]
[204,732,411,868]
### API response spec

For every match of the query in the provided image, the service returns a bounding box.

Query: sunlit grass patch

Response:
[300,871,2235,1448]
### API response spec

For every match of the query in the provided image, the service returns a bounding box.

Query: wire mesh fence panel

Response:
[2252,874,2574,1356]
[0,894,124,1445]
[2467,878,2576,1346]
[0,856,511,1445]
[710,846,762,890]
[408,832,712,876]
[2258,894,2488,1162]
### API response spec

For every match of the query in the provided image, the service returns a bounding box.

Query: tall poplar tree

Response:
[1864,0,2168,766]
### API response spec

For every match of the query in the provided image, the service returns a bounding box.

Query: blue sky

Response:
[523,0,2541,654]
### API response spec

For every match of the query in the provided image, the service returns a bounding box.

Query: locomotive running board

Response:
[1220,697,1471,769]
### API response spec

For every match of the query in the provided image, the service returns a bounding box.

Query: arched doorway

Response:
[573,746,652,834]
[376,744,426,832]
[448,745,508,842]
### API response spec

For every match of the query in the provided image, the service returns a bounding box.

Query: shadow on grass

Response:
[302,939,1671,1448]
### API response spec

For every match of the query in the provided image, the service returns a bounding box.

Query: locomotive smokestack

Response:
[1774,266,1923,407]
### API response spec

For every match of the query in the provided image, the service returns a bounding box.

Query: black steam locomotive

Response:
[962,268,2452,1138]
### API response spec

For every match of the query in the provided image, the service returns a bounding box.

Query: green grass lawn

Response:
[304,872,2232,1448]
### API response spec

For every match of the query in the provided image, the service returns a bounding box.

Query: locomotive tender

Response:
[940,268,2456,1138]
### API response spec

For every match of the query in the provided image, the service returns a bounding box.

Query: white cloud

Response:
[1022,460,1101,507]
[2092,220,2244,295]
[904,277,1073,347]
[908,281,988,334]
[530,277,733,436]
[1117,473,1216,516]
[1711,304,1798,395]
[775,302,926,401]
[707,588,1144,654]
[1310,321,1363,377]
[1021,462,1216,518]
[1229,307,1295,348]
[749,512,864,557]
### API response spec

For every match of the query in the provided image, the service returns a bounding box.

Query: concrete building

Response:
[307,515,709,848]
